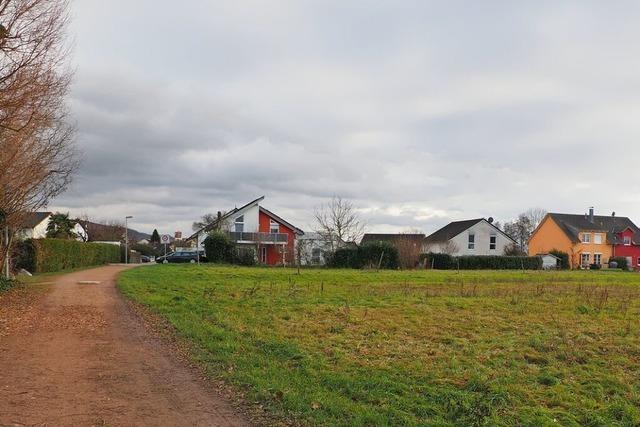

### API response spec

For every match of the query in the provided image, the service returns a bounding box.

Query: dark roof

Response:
[425,218,516,244]
[424,219,484,243]
[545,213,640,244]
[20,212,52,229]
[361,233,425,246]
[259,206,304,235]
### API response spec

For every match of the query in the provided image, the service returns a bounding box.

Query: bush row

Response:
[327,242,400,269]
[421,253,543,270]
[13,238,120,273]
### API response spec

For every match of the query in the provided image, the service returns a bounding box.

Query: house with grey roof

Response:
[16,212,88,241]
[423,218,516,256]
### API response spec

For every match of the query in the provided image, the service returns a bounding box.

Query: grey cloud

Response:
[52,1,640,234]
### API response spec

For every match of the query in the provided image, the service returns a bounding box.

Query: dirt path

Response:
[0,265,249,426]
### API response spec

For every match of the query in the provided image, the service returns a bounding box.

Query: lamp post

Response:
[125,216,133,264]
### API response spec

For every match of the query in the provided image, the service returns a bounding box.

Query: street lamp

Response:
[125,216,133,264]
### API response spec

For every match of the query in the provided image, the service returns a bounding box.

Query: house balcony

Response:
[227,231,289,244]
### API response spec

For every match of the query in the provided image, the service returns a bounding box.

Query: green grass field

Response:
[118,266,640,426]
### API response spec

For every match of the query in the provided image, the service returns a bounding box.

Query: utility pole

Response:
[125,215,133,264]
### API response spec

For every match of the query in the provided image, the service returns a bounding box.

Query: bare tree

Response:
[393,230,423,269]
[524,208,547,230]
[192,212,219,232]
[313,196,365,252]
[0,0,77,274]
[502,208,546,253]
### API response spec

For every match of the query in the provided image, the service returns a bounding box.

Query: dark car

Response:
[140,255,151,263]
[156,251,206,264]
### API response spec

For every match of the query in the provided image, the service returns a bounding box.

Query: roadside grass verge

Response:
[118,265,640,426]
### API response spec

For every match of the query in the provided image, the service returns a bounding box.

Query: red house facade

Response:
[187,196,303,266]
[612,227,640,270]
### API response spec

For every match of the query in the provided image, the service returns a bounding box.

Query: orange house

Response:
[528,210,638,269]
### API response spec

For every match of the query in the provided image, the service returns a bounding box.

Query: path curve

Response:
[0,265,249,426]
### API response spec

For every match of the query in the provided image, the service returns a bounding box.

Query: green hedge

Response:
[609,257,629,270]
[14,238,120,273]
[422,253,542,270]
[549,250,570,270]
[327,242,399,269]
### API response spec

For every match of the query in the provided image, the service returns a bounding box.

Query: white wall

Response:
[425,220,514,256]
[196,203,261,250]
[225,204,259,233]
[31,217,51,239]
[73,223,88,241]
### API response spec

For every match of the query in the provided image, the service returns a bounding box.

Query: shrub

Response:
[203,231,235,263]
[420,253,541,270]
[422,253,456,269]
[549,250,569,269]
[359,241,399,269]
[0,277,16,292]
[327,242,399,269]
[609,257,629,270]
[234,247,256,266]
[13,238,120,273]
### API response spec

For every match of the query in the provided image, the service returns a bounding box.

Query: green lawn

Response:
[118,266,640,426]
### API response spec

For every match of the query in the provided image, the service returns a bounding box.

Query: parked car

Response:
[156,251,206,264]
[140,255,151,263]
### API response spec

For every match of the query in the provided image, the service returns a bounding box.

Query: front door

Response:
[261,247,267,264]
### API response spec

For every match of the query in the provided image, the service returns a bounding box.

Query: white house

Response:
[424,218,516,256]
[16,212,88,241]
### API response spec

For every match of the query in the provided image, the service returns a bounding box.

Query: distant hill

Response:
[77,220,151,243]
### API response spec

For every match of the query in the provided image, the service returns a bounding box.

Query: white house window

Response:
[581,253,590,266]
[234,215,244,233]
[624,236,632,246]
[489,235,497,250]
[468,233,475,250]
[594,253,602,265]
[312,248,321,264]
[582,233,591,243]
[270,220,280,234]
[260,247,267,263]
[594,234,602,244]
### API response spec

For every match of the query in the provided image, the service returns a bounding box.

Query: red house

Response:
[612,227,640,270]
[187,196,304,266]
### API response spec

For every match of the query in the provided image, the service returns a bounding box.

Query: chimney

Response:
[589,207,594,223]
[217,211,222,221]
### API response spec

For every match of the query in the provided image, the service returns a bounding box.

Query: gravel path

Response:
[0,265,249,426]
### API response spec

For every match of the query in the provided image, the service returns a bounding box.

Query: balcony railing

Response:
[227,231,288,244]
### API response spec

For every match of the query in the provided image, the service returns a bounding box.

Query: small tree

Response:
[314,196,365,252]
[203,231,234,263]
[46,212,77,240]
[393,232,423,269]
[150,229,160,245]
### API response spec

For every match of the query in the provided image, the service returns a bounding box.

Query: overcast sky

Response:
[51,1,640,236]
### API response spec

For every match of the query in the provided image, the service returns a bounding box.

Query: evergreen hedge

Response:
[13,238,120,273]
[327,242,399,269]
[421,253,542,270]
[609,256,629,270]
